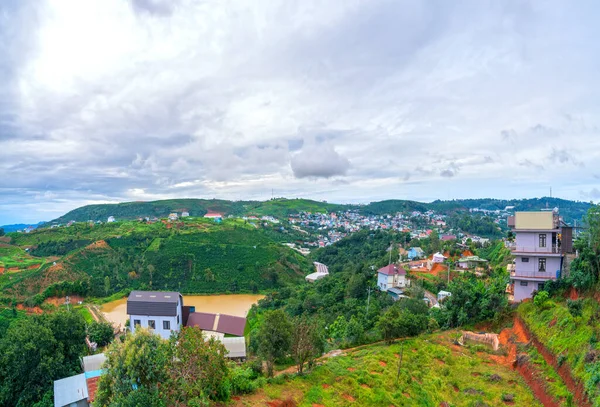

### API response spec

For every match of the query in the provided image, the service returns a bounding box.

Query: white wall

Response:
[130,314,179,340]
[513,279,546,302]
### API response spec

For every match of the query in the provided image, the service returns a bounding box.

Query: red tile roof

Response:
[377,264,406,276]
[86,377,99,403]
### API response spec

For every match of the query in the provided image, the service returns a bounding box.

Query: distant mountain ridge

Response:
[46,197,591,225]
[0,222,45,233]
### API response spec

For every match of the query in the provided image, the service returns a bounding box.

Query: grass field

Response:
[232,331,541,407]
[518,298,600,405]
[0,245,44,271]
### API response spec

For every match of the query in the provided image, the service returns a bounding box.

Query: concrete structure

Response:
[127,291,184,340]
[437,290,452,302]
[181,211,190,217]
[377,264,409,291]
[107,216,115,223]
[168,213,178,221]
[508,210,570,302]
[457,256,488,270]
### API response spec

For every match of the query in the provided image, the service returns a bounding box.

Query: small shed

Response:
[54,374,88,407]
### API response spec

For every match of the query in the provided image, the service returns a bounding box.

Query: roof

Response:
[186,312,216,331]
[186,312,246,336]
[305,272,328,282]
[54,373,88,407]
[378,264,406,276]
[217,314,246,337]
[387,287,404,295]
[313,262,329,274]
[127,291,181,317]
[82,353,106,373]
[441,235,457,241]
[222,336,247,358]
[458,256,488,263]
[204,212,223,217]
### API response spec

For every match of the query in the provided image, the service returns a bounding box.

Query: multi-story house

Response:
[127,291,184,340]
[508,210,573,302]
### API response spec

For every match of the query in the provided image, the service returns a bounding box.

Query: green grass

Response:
[0,245,44,270]
[76,306,95,324]
[240,332,542,406]
[521,343,573,406]
[519,299,600,405]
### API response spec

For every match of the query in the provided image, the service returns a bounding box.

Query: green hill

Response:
[46,197,591,226]
[2,218,313,304]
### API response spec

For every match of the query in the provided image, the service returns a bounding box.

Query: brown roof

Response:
[377,264,406,276]
[185,312,247,336]
[217,314,246,337]
[186,312,216,331]
[86,377,99,403]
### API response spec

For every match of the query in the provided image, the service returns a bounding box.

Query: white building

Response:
[181,211,190,217]
[377,264,409,291]
[168,213,178,221]
[107,216,116,223]
[127,291,183,340]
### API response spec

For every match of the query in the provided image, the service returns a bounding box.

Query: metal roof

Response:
[186,312,246,336]
[186,312,217,331]
[222,337,247,358]
[127,291,181,317]
[54,373,88,407]
[378,264,406,276]
[82,353,106,373]
[217,314,246,337]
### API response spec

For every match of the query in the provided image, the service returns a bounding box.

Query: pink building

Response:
[508,210,572,302]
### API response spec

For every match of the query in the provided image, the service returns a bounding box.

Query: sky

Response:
[1,0,600,224]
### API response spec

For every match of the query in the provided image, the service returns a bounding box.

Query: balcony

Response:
[509,268,559,280]
[507,244,561,254]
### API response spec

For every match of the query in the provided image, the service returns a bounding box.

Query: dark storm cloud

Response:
[290,145,350,179]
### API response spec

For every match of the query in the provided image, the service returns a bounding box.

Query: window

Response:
[163,321,170,330]
[134,319,141,327]
[539,234,547,248]
[148,320,156,329]
[177,315,180,325]
[538,258,546,272]
[522,257,529,263]
[520,281,528,286]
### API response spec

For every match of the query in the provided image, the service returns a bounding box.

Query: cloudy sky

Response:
[1,0,600,224]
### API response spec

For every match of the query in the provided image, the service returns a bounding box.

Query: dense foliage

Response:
[97,327,259,407]
[0,311,87,407]
[446,212,504,238]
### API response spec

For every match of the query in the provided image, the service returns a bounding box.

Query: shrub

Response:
[567,299,583,318]
[230,367,260,395]
[87,321,114,346]
[533,291,549,308]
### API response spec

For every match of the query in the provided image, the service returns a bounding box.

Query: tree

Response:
[429,230,441,254]
[96,329,170,407]
[257,310,293,377]
[0,311,87,407]
[147,264,155,287]
[0,227,4,236]
[344,315,364,345]
[104,276,111,296]
[167,327,230,404]
[88,321,114,347]
[291,316,322,374]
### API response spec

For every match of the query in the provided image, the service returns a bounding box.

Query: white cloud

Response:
[1,0,600,223]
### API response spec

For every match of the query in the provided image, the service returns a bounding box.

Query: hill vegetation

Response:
[45,197,591,225]
[1,217,313,305]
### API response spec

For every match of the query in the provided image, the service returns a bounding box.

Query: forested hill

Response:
[47,197,591,225]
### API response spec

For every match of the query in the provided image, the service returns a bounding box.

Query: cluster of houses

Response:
[54,290,247,407]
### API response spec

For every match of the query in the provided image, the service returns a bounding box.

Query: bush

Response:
[533,291,549,308]
[230,366,261,395]
[567,299,583,317]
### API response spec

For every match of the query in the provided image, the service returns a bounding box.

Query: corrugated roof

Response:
[127,291,181,317]
[54,373,88,407]
[186,312,216,331]
[217,314,246,337]
[82,353,106,373]
[222,337,247,358]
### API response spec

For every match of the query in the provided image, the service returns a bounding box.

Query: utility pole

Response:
[396,340,404,384]
[366,287,372,316]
